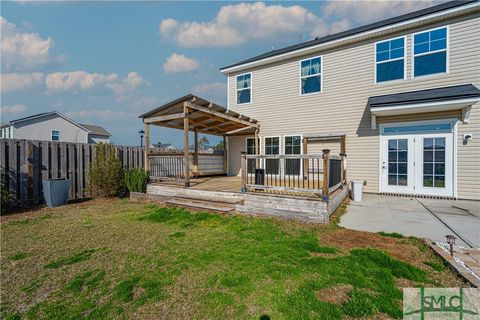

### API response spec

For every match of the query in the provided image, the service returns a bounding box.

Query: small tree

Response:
[88,143,125,197]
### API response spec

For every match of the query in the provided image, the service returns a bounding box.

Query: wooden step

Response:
[242,200,324,214]
[147,185,244,204]
[235,206,326,223]
[165,197,236,214]
[243,193,324,208]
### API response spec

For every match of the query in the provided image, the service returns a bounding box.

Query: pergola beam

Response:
[186,101,259,128]
[143,112,186,124]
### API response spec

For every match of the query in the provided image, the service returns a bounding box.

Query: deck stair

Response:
[165,197,237,214]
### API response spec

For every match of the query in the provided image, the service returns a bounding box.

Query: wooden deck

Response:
[149,175,324,199]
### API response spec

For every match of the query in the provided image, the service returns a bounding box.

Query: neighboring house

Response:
[0,111,111,144]
[219,0,480,200]
[152,142,177,151]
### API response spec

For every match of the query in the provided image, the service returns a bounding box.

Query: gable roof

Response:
[220,0,479,72]
[80,124,111,137]
[368,84,480,108]
[1,111,111,137]
[1,111,91,132]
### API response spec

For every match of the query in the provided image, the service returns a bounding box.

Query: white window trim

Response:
[411,25,449,79]
[51,129,60,141]
[262,135,281,175]
[235,72,252,105]
[374,36,407,84]
[299,56,323,96]
[245,136,261,175]
[284,134,304,177]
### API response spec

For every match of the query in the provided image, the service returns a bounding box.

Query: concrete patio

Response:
[340,194,480,248]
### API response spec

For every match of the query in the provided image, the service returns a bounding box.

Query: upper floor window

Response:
[51,130,60,141]
[300,57,321,94]
[413,27,447,77]
[236,73,251,104]
[375,37,405,83]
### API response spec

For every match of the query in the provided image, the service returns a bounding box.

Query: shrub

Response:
[1,172,12,213]
[88,143,125,197]
[124,168,149,193]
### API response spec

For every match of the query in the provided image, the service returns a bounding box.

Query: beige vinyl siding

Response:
[228,136,246,176]
[226,13,480,199]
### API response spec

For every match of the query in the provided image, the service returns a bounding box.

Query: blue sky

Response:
[1,0,439,146]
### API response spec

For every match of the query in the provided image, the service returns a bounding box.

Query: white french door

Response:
[380,120,455,197]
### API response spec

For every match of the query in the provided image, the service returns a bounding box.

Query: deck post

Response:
[194,129,199,177]
[240,151,247,192]
[303,137,308,180]
[144,123,150,172]
[322,149,330,200]
[340,135,347,184]
[254,128,259,168]
[223,134,227,174]
[183,103,190,188]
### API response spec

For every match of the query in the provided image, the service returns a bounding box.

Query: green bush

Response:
[88,143,125,197]
[124,168,149,193]
[1,172,12,213]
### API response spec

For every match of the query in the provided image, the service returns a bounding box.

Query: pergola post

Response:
[183,103,190,187]
[223,134,227,174]
[144,123,150,172]
[322,149,330,200]
[194,129,199,177]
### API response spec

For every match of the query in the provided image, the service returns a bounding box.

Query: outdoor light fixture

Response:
[138,129,145,147]
[446,235,456,256]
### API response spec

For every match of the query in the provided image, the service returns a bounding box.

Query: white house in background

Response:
[0,111,111,144]
[151,142,177,151]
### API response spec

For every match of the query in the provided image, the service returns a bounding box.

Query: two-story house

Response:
[221,0,480,200]
[0,111,111,144]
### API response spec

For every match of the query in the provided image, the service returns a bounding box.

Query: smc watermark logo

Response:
[403,288,479,319]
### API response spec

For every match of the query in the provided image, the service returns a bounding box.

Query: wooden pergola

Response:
[139,94,259,187]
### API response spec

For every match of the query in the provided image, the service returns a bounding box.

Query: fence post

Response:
[241,151,247,192]
[322,149,330,200]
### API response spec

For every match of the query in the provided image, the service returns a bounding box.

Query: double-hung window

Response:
[284,136,301,175]
[413,27,447,77]
[375,37,405,82]
[300,57,321,94]
[264,137,279,175]
[246,137,259,174]
[236,73,251,104]
[51,130,60,141]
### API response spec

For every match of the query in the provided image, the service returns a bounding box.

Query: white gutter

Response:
[220,2,480,74]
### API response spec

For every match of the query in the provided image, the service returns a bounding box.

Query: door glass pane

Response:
[265,137,279,174]
[387,139,408,186]
[423,137,446,188]
[284,136,301,175]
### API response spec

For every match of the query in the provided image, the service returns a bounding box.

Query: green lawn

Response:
[0,199,466,319]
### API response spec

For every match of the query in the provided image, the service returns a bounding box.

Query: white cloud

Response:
[159,1,444,47]
[45,71,118,92]
[1,72,45,93]
[1,16,57,72]
[1,104,27,115]
[160,2,320,47]
[44,71,148,95]
[163,53,200,74]
[106,72,149,95]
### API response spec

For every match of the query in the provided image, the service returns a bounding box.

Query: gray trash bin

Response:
[43,178,70,207]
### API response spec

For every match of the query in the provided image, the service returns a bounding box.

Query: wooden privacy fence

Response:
[0,138,145,206]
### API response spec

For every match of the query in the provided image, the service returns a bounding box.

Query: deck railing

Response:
[241,149,346,198]
[149,153,225,181]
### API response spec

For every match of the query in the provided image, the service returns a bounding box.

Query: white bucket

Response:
[351,180,363,201]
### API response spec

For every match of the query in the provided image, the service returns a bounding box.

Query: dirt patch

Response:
[316,284,352,305]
